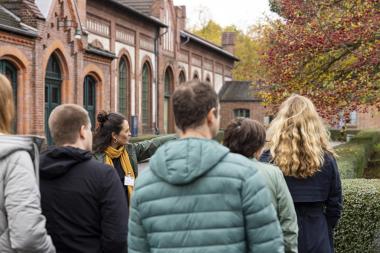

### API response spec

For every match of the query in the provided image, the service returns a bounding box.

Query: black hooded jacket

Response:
[40,146,128,253]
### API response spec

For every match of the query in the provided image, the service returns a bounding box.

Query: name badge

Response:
[124,176,135,186]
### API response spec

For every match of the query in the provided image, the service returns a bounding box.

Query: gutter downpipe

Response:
[154,27,168,135]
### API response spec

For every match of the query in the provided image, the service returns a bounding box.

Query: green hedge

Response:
[330,128,360,142]
[335,179,380,253]
[336,130,380,179]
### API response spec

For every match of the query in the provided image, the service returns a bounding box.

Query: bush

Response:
[335,179,380,253]
[330,128,360,142]
[335,130,380,179]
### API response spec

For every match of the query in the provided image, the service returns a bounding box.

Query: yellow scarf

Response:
[104,146,135,203]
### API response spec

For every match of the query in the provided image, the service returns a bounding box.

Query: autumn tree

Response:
[262,0,380,121]
[191,21,270,82]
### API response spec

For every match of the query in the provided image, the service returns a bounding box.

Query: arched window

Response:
[164,68,174,133]
[193,71,199,80]
[118,57,130,118]
[45,53,62,145]
[179,70,186,84]
[83,75,96,129]
[0,60,17,132]
[141,62,152,131]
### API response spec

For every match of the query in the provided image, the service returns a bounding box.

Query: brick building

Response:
[0,0,238,143]
[219,81,270,129]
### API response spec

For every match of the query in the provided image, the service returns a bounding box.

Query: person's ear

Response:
[79,125,87,139]
[207,107,217,125]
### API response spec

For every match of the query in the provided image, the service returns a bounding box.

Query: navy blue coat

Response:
[260,151,343,253]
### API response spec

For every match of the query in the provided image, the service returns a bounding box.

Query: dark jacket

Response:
[260,151,343,253]
[40,146,128,253]
[94,135,177,202]
[128,138,284,253]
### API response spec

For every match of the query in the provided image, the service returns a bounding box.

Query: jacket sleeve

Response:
[325,156,343,229]
[128,192,150,253]
[275,171,298,253]
[99,166,129,253]
[4,151,55,253]
[133,134,177,162]
[242,169,284,253]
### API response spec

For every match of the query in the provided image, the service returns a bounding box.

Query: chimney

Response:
[175,5,186,31]
[222,32,236,54]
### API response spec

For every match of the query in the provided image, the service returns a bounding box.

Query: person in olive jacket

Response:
[224,118,298,253]
[93,112,176,204]
[40,104,128,253]
[128,81,284,253]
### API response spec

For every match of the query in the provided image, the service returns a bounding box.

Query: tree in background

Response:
[264,0,380,121]
[191,21,270,82]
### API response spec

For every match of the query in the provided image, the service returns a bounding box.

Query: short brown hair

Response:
[172,80,218,131]
[0,74,14,134]
[48,104,90,145]
[223,118,266,158]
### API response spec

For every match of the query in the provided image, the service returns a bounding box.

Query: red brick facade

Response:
[0,0,237,141]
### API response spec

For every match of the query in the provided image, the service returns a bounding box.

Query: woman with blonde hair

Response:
[260,94,342,253]
[0,74,55,252]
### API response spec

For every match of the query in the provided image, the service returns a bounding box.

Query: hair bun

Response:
[97,111,108,124]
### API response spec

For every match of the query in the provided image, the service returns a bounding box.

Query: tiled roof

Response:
[0,5,38,37]
[106,0,166,27]
[116,0,153,15]
[181,31,239,61]
[219,81,263,102]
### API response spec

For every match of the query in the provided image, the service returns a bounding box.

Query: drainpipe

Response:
[154,27,168,135]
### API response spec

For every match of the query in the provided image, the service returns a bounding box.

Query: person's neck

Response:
[180,126,212,140]
[62,142,87,151]
[111,142,123,149]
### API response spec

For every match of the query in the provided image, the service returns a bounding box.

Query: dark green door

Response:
[84,75,96,130]
[0,60,18,132]
[45,54,62,145]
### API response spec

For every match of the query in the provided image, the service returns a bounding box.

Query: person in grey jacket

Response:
[0,74,55,252]
[224,118,298,253]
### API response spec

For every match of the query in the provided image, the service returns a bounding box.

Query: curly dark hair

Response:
[93,111,126,153]
[223,118,266,158]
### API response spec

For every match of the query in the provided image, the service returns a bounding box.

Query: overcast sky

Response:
[172,0,278,31]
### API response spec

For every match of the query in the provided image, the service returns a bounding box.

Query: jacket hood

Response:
[150,138,229,185]
[40,146,92,179]
[0,135,44,160]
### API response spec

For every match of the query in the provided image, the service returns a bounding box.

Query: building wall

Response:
[220,101,269,130]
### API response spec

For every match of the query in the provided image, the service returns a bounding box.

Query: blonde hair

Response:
[266,94,335,178]
[0,74,14,134]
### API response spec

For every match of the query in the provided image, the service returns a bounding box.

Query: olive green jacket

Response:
[252,158,298,253]
[93,134,176,177]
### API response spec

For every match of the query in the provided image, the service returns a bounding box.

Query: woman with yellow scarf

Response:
[93,112,175,204]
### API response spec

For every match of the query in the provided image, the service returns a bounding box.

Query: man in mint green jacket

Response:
[128,81,283,253]
[224,118,298,253]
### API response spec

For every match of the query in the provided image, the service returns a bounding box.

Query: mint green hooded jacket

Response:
[128,138,284,253]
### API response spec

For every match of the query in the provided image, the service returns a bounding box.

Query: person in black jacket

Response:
[260,94,343,253]
[40,104,128,253]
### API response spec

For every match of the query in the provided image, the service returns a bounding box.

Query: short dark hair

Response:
[93,111,126,153]
[172,80,218,131]
[49,104,90,146]
[223,118,266,158]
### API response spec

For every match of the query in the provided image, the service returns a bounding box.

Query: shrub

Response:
[330,128,360,142]
[335,179,380,253]
[335,130,380,179]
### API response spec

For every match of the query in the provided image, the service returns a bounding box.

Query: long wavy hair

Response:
[266,94,335,178]
[0,74,14,134]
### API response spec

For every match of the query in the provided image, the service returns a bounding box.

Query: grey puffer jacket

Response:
[0,135,55,253]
